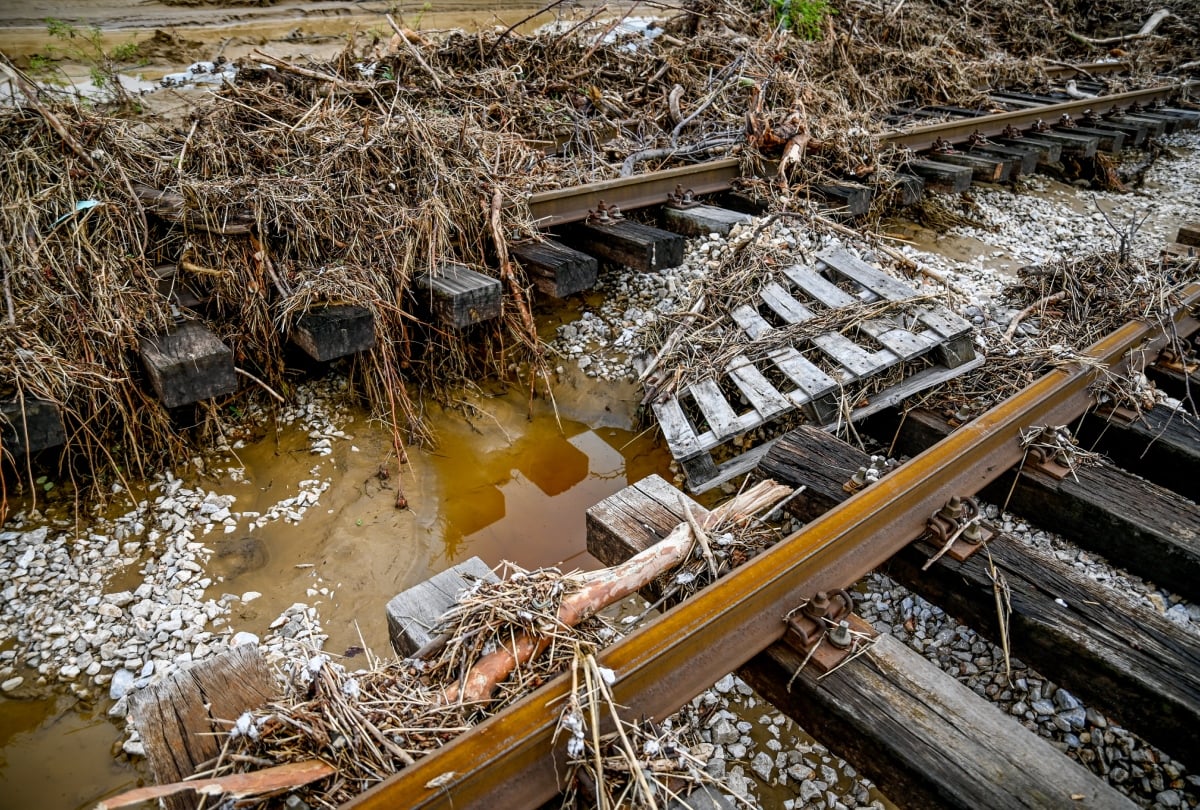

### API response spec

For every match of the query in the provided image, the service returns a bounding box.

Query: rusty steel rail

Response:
[523,79,1194,226]
[887,82,1197,152]
[527,157,741,228]
[345,288,1200,809]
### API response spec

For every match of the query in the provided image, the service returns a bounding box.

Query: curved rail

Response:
[344,288,1200,809]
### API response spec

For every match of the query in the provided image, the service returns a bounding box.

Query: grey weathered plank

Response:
[730,304,772,340]
[782,265,857,308]
[761,425,1200,767]
[129,645,275,810]
[1177,223,1200,248]
[385,556,497,656]
[725,356,790,417]
[687,378,743,440]
[761,282,815,324]
[768,348,837,406]
[414,262,502,329]
[651,396,706,458]
[660,204,753,238]
[859,319,934,359]
[811,331,894,379]
[139,320,238,408]
[291,305,376,362]
[511,239,598,298]
[817,247,915,303]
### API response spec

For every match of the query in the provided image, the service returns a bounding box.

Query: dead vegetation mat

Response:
[0,0,1191,504]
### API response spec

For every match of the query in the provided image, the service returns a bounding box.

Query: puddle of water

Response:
[0,693,138,810]
[0,370,673,809]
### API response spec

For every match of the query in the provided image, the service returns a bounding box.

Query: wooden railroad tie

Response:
[139,320,238,409]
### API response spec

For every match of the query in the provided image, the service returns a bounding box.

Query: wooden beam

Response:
[561,219,685,272]
[385,556,498,656]
[741,635,1136,810]
[760,425,1200,767]
[414,262,502,329]
[291,305,376,362]
[0,397,65,454]
[129,645,275,810]
[905,159,974,193]
[139,321,237,408]
[511,239,598,298]
[660,204,753,237]
[1054,124,1124,153]
[1075,406,1200,504]
[925,151,1014,183]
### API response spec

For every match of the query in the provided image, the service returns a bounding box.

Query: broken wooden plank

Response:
[760,425,1200,766]
[414,262,502,329]
[563,220,684,272]
[129,644,275,810]
[139,320,238,408]
[725,356,791,417]
[511,239,598,298]
[0,397,66,455]
[587,474,1134,810]
[385,556,498,656]
[904,159,973,193]
[660,204,753,237]
[291,305,375,362]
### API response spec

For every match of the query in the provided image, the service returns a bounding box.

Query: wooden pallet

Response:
[648,246,981,491]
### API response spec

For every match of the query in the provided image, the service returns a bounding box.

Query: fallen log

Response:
[441,479,792,705]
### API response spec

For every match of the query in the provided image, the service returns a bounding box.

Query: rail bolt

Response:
[803,592,831,621]
[827,620,853,650]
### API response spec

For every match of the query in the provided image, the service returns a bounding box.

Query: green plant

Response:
[770,0,835,40]
[42,17,139,108]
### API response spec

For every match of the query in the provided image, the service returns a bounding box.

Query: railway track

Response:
[346,258,1200,807]
[526,75,1198,226]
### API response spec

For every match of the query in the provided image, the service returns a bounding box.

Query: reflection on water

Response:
[0,375,673,810]
[0,693,139,810]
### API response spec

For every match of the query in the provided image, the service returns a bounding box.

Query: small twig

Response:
[486,0,572,60]
[922,515,982,571]
[235,367,286,403]
[386,14,445,92]
[0,242,15,325]
[251,49,368,92]
[680,495,719,580]
[1003,290,1067,343]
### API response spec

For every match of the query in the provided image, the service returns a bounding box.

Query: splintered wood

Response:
[646,245,980,490]
[128,644,275,810]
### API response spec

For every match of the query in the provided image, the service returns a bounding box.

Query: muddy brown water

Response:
[0,373,673,809]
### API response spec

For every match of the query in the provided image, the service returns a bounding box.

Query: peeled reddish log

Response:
[442,480,792,705]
